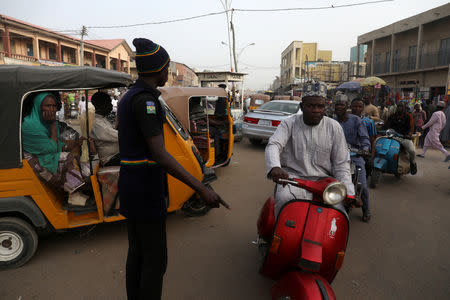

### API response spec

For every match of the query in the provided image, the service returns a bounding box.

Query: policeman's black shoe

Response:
[410,162,417,175]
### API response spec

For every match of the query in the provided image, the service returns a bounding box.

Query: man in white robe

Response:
[265,81,355,216]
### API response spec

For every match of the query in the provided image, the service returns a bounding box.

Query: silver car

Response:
[242,100,302,145]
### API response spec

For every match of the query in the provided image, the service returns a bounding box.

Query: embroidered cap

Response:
[133,38,170,76]
[302,80,327,99]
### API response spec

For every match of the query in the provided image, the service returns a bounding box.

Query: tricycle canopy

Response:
[159,86,228,130]
[0,65,133,170]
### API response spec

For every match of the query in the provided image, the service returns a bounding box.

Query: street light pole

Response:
[221,42,255,73]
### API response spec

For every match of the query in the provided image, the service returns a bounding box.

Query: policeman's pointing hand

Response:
[198,186,230,210]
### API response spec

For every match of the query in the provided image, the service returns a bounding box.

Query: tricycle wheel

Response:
[182,185,213,217]
[0,217,38,270]
[369,170,381,188]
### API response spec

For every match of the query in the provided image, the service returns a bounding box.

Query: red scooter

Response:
[256,177,354,300]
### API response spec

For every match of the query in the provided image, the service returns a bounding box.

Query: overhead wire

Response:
[233,0,394,12]
[86,10,227,29]
[83,0,394,29]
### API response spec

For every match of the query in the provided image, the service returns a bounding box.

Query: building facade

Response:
[356,3,450,99]
[280,41,333,88]
[0,14,131,73]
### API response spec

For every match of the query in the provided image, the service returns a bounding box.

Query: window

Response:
[49,47,57,60]
[407,45,417,70]
[438,38,450,66]
[161,101,190,140]
[26,43,33,57]
[69,51,76,64]
[257,101,300,114]
[385,52,390,73]
[393,49,400,72]
[419,44,425,68]
[205,96,228,116]
[374,54,382,74]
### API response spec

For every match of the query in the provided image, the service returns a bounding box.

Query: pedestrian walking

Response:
[417,101,450,162]
[412,103,427,147]
[118,38,225,300]
[440,100,450,147]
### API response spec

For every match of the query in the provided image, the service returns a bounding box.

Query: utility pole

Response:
[80,25,87,66]
[230,12,238,72]
[305,55,309,81]
[220,0,234,72]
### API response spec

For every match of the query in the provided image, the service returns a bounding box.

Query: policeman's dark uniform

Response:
[118,78,167,300]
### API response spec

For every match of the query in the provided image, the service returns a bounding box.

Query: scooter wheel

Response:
[369,170,381,188]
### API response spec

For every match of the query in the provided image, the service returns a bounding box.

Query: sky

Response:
[2,0,449,90]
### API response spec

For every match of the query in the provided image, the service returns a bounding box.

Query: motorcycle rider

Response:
[265,81,355,217]
[334,95,372,222]
[385,101,418,175]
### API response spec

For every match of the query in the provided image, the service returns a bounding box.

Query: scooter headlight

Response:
[323,182,347,205]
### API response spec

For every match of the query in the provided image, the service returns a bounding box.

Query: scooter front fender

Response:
[373,157,387,170]
[271,271,336,300]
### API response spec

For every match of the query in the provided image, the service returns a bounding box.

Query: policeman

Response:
[118,38,225,300]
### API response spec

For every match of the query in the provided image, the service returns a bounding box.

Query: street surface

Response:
[1,139,450,300]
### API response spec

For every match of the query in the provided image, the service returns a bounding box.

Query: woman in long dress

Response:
[417,101,450,162]
[22,92,86,193]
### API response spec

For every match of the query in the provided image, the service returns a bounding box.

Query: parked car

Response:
[242,100,302,145]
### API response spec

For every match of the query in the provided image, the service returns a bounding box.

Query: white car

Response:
[242,100,302,145]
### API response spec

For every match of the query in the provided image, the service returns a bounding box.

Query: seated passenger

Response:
[91,92,120,166]
[209,97,228,162]
[22,92,85,194]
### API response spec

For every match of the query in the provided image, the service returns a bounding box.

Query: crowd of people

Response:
[19,34,450,299]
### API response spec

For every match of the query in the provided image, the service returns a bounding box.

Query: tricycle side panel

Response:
[0,160,69,229]
[164,122,203,212]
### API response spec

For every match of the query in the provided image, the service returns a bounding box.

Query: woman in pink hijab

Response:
[417,101,450,162]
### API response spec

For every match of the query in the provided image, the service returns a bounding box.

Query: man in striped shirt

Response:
[351,98,377,151]
[351,98,378,178]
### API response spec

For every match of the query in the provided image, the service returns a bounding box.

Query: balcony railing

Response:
[368,51,450,75]
[0,51,39,62]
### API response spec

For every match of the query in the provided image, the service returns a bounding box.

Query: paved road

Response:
[1,140,449,300]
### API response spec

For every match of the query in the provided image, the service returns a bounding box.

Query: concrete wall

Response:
[358,3,450,44]
[423,69,448,87]
[302,43,317,62]
[394,28,419,58]
[422,16,450,53]
[10,36,31,56]
[317,50,332,62]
